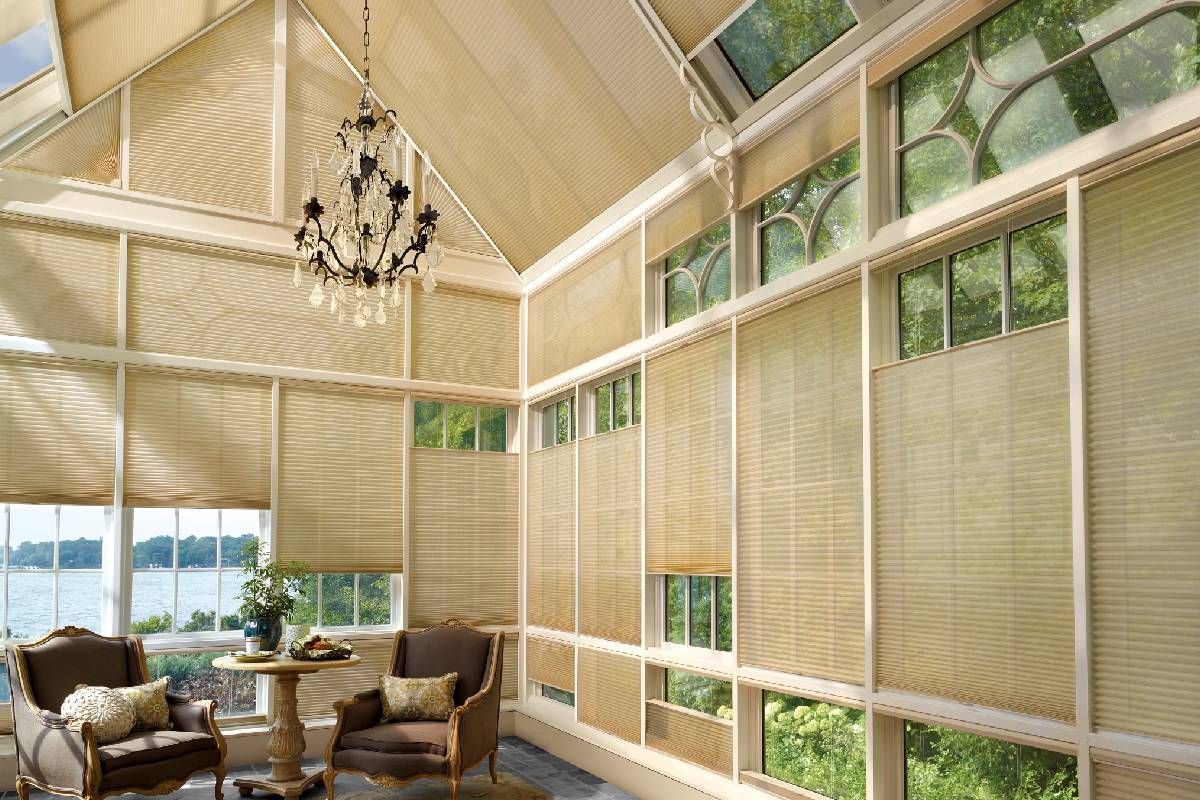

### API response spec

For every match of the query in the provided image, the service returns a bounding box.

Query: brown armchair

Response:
[324,620,504,800]
[6,627,226,800]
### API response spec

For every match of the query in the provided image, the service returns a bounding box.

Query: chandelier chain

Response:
[362,0,371,86]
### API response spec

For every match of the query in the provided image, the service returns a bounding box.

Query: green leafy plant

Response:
[235,540,310,621]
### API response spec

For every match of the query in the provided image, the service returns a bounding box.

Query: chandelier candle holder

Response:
[292,0,443,328]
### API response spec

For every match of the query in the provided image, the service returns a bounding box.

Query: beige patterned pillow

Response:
[61,686,136,744]
[117,677,172,731]
[379,673,458,722]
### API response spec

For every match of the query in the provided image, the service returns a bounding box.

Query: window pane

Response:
[716,0,857,99]
[905,721,1078,800]
[614,376,631,429]
[1011,215,1068,330]
[131,571,174,633]
[900,137,970,216]
[57,571,102,633]
[542,404,556,449]
[132,507,176,569]
[177,571,218,633]
[665,669,732,718]
[320,574,355,627]
[445,404,476,451]
[666,575,687,645]
[479,407,507,453]
[632,372,641,425]
[813,178,862,263]
[665,270,696,327]
[7,571,52,640]
[556,399,570,445]
[716,577,733,652]
[701,247,731,312]
[541,684,575,706]
[596,383,612,434]
[764,692,867,800]
[0,663,8,702]
[899,261,945,359]
[413,400,444,448]
[950,238,1002,346]
[761,218,806,285]
[8,504,54,569]
[219,570,246,631]
[689,575,712,648]
[58,506,104,569]
[220,511,259,569]
[900,37,968,145]
[359,573,391,626]
[290,574,318,625]
[178,508,218,569]
[147,651,257,718]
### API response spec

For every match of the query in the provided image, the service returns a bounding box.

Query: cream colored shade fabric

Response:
[645,179,731,265]
[526,636,575,693]
[7,91,121,185]
[53,0,243,109]
[0,700,11,734]
[127,237,404,377]
[0,217,119,346]
[874,323,1075,722]
[128,0,273,215]
[296,636,395,719]
[1084,145,1200,745]
[528,228,642,386]
[410,287,519,389]
[425,172,501,260]
[124,369,271,509]
[501,634,518,701]
[0,358,116,505]
[304,0,695,270]
[1093,760,1200,800]
[527,444,575,633]
[577,648,641,744]
[738,81,860,209]
[645,701,733,775]
[408,449,519,627]
[646,330,733,575]
[737,282,863,683]
[277,384,404,573]
[647,0,745,55]
[579,426,643,646]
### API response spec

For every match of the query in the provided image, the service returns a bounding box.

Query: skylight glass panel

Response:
[716,0,858,99]
[0,21,52,96]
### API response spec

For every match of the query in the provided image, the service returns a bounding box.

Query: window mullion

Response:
[51,505,61,630]
[353,573,360,627]
[942,254,952,349]
[684,576,692,647]
[2,505,8,641]
[172,508,180,634]
[1001,229,1013,334]
[711,576,718,653]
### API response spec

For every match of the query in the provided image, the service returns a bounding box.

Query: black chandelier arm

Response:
[309,215,357,281]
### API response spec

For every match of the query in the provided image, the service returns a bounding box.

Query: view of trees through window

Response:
[763,692,866,800]
[541,684,575,707]
[665,574,732,652]
[541,395,576,448]
[665,668,733,719]
[290,573,392,628]
[414,400,508,452]
[595,371,641,434]
[146,651,257,719]
[665,220,732,327]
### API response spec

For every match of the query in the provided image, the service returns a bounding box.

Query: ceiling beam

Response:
[41,0,72,114]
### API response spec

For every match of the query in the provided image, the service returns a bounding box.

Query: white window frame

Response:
[656,574,733,662]
[583,364,642,438]
[412,398,514,453]
[536,391,576,450]
[304,572,402,631]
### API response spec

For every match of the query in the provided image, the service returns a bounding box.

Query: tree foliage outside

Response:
[665,221,731,327]
[763,692,866,800]
[145,651,256,718]
[1011,215,1068,329]
[665,669,733,720]
[289,572,391,628]
[666,575,686,644]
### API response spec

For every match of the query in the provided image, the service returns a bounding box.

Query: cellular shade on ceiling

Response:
[128,0,273,215]
[127,237,404,377]
[645,179,731,265]
[646,329,733,575]
[577,647,641,744]
[527,443,575,633]
[410,287,519,389]
[737,80,860,209]
[528,228,642,387]
[407,449,519,628]
[737,281,863,684]
[6,91,121,186]
[648,0,745,55]
[645,700,733,775]
[424,171,501,260]
[276,383,404,573]
[123,369,271,509]
[579,426,643,646]
[53,0,244,109]
[0,216,119,347]
[304,0,696,270]
[1085,145,1200,745]
[526,636,575,693]
[0,358,116,505]
[297,636,394,719]
[874,322,1075,722]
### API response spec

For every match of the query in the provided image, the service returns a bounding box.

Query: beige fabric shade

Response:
[124,368,271,509]
[410,287,519,389]
[501,634,519,701]
[527,228,643,386]
[645,701,733,775]
[276,383,404,573]
[526,636,575,693]
[874,323,1075,722]
[128,0,273,215]
[645,179,731,265]
[579,426,643,646]
[424,171,501,260]
[0,217,119,347]
[737,281,863,683]
[527,443,575,633]
[1093,761,1200,800]
[646,330,733,575]
[7,91,121,186]
[127,237,404,377]
[1085,145,1200,745]
[647,0,745,55]
[577,647,641,744]
[407,449,519,627]
[296,636,395,719]
[0,357,116,505]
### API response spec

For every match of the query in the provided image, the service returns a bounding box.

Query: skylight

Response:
[0,21,52,96]
[716,0,858,100]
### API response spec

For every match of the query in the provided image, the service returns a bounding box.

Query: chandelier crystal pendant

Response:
[292,0,443,328]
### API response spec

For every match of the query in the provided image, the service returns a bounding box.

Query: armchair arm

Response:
[449,636,503,776]
[167,696,215,734]
[11,695,94,793]
[325,690,383,763]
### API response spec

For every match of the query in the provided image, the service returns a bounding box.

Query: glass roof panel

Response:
[716,0,858,99]
[0,21,52,96]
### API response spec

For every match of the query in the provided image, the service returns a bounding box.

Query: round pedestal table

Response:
[212,654,362,799]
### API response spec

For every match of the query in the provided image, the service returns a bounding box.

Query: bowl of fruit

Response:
[288,633,355,661]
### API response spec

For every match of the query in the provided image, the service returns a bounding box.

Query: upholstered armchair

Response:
[6,627,226,800]
[324,621,505,800]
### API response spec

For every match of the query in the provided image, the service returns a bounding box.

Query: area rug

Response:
[341,773,549,799]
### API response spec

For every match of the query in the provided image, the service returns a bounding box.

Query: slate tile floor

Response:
[6,738,639,800]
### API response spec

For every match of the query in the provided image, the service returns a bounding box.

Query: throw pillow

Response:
[380,673,458,722]
[61,686,136,744]
[117,677,172,731]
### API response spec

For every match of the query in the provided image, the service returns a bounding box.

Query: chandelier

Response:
[292,0,443,328]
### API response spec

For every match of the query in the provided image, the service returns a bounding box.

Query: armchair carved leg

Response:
[213,766,226,800]
[450,778,459,800]
[489,751,498,784]
[15,777,29,800]
[323,769,335,800]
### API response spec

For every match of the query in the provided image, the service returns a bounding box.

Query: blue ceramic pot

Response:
[244,616,284,651]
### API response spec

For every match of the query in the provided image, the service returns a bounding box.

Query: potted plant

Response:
[236,540,310,652]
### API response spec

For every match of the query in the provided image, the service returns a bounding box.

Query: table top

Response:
[212,653,362,675]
